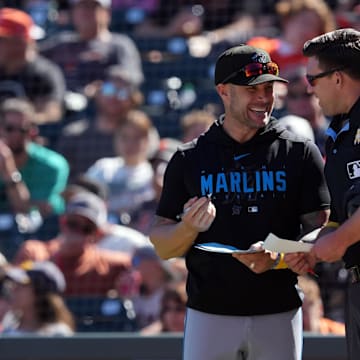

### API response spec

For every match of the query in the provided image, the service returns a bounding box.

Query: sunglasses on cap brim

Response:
[221,62,280,84]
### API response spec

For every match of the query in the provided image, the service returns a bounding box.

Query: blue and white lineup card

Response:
[194,242,263,254]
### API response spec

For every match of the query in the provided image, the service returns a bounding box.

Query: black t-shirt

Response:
[40,32,144,92]
[157,117,330,315]
[0,55,65,103]
[324,98,360,267]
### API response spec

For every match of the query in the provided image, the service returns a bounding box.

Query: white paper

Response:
[263,233,313,253]
[194,242,263,254]
[299,228,322,243]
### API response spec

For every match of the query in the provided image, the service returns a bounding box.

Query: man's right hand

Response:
[181,196,216,232]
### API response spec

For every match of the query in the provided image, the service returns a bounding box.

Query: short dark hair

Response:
[303,28,360,79]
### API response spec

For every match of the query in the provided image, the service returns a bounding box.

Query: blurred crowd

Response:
[0,0,357,336]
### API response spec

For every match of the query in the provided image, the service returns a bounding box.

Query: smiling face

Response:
[217,81,275,139]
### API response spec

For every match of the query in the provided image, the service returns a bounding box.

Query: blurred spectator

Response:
[85,109,156,227]
[1,260,75,336]
[282,67,329,156]
[298,275,346,335]
[117,246,181,329]
[0,98,69,259]
[180,109,215,143]
[129,137,182,235]
[278,115,315,142]
[333,1,360,30]
[0,8,66,126]
[111,0,160,13]
[13,192,131,296]
[39,0,144,94]
[248,0,336,74]
[61,174,152,253]
[141,281,187,334]
[55,65,145,181]
[61,173,109,203]
[134,0,255,39]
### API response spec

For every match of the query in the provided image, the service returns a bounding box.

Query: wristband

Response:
[325,221,339,229]
[272,252,288,270]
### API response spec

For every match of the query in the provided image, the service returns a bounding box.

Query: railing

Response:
[0,333,347,360]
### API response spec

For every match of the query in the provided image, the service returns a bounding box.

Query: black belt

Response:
[349,265,360,284]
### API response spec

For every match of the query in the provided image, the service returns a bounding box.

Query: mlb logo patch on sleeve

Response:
[347,160,360,179]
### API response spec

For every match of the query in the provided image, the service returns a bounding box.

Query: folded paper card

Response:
[263,233,313,253]
[194,242,263,254]
[299,228,322,243]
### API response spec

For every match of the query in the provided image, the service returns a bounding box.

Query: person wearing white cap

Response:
[12,192,131,297]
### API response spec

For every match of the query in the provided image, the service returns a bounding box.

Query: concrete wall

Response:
[0,333,347,360]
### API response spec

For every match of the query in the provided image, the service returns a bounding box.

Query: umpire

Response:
[288,28,360,360]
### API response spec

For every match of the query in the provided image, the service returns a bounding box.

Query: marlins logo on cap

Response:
[214,45,288,86]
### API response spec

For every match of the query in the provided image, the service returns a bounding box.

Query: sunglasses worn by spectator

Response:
[222,62,280,84]
[306,67,345,87]
[3,125,29,134]
[101,82,131,100]
[65,218,96,235]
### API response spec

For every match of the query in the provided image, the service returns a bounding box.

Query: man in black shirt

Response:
[150,45,330,360]
[287,28,360,360]
[0,8,65,126]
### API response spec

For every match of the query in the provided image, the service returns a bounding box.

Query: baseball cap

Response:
[66,192,107,227]
[214,45,288,86]
[5,261,66,294]
[71,0,111,8]
[0,8,35,40]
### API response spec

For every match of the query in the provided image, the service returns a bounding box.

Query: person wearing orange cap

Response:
[0,7,66,130]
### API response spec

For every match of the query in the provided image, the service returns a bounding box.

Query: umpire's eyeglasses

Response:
[306,67,346,87]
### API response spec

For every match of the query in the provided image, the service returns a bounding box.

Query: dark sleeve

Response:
[299,140,330,215]
[113,35,144,86]
[33,56,66,102]
[156,150,191,221]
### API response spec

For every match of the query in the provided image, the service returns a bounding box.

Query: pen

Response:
[307,268,319,278]
[176,193,213,220]
[176,207,191,220]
